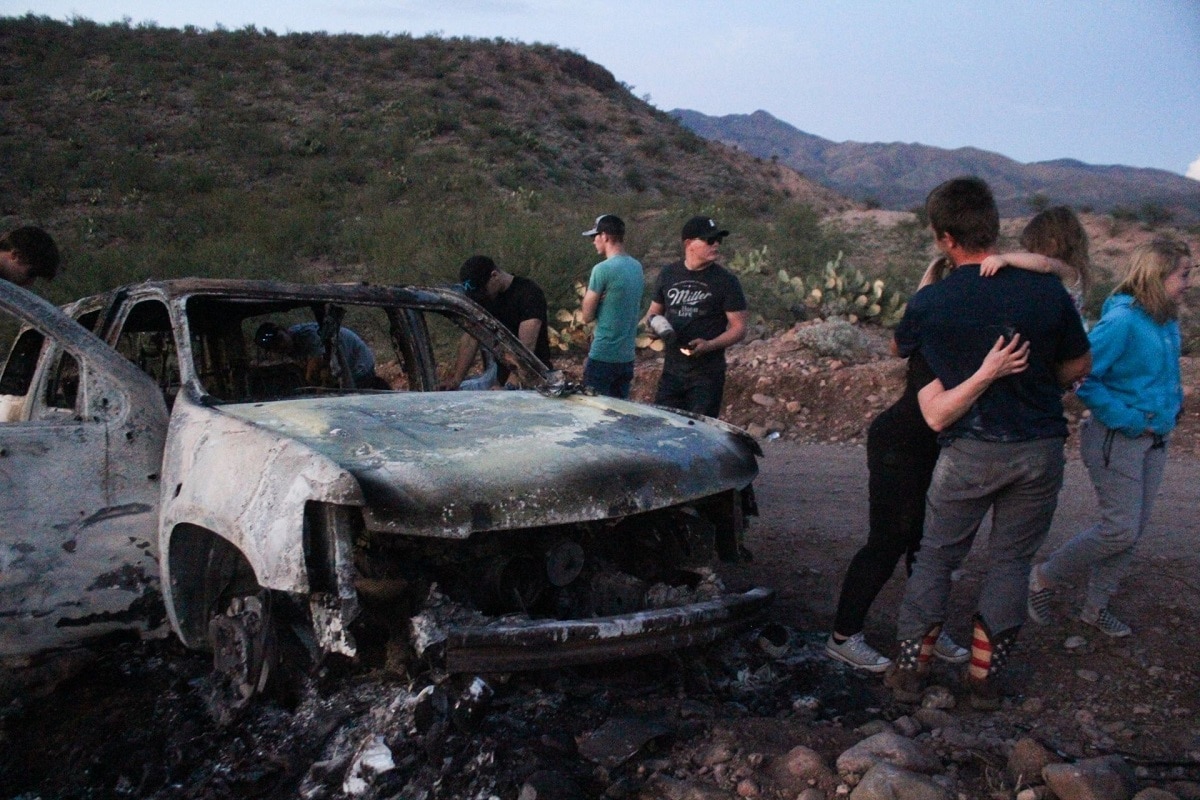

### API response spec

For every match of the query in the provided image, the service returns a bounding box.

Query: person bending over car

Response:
[255,321,387,389]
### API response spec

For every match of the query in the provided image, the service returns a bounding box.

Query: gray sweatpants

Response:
[896,437,1066,640]
[1039,418,1168,612]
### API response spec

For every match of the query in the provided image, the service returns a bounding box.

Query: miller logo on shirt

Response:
[666,283,713,319]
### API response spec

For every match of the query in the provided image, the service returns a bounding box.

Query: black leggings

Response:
[832,426,938,637]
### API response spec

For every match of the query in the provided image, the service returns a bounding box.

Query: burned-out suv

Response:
[0,278,770,705]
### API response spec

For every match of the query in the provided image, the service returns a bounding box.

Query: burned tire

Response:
[207,590,278,724]
[189,534,314,723]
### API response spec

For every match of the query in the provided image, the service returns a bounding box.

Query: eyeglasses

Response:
[701,237,723,246]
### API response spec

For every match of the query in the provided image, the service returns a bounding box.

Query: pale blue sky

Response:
[9,0,1200,179]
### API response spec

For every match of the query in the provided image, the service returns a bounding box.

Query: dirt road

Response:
[732,440,1200,645]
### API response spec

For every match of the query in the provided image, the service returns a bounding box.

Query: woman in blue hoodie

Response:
[1028,237,1192,637]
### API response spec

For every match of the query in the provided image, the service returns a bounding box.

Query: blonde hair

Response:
[1113,236,1191,323]
[1020,206,1091,296]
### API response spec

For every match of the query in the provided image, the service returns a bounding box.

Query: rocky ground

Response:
[2,327,1198,800]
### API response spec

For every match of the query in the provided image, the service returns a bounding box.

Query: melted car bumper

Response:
[443,586,774,672]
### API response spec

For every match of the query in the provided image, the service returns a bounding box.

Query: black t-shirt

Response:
[652,260,747,375]
[894,265,1090,442]
[482,275,553,367]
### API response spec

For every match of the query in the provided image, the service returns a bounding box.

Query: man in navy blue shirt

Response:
[886,177,1091,709]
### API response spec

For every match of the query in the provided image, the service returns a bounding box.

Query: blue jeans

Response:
[653,369,726,418]
[583,358,634,399]
[896,437,1065,639]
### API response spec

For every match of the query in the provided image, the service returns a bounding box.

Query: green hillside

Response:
[0,15,852,313]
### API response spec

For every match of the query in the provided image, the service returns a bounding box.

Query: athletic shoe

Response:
[933,632,970,664]
[1080,607,1132,638]
[825,633,892,673]
[1027,565,1055,626]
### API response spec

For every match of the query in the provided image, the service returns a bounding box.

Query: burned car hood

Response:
[221,391,758,537]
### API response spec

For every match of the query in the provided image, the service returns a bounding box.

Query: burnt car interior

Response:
[0,289,537,417]
[96,295,519,406]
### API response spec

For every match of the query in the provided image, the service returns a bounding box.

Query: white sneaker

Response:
[933,632,970,664]
[825,633,892,673]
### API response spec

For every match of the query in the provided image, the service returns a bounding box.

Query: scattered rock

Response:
[836,731,942,777]
[920,685,956,710]
[769,745,834,792]
[1018,788,1054,800]
[1043,755,1137,800]
[1009,737,1063,788]
[735,777,759,797]
[854,719,895,738]
[1133,789,1182,800]
[849,762,953,800]
[1167,782,1200,800]
[693,742,736,768]
[913,708,956,731]
[648,774,733,800]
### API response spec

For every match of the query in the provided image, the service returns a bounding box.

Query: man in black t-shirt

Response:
[0,226,60,287]
[445,255,552,389]
[644,216,748,418]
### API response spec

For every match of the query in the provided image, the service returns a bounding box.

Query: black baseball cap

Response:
[681,216,729,241]
[459,255,498,299]
[582,214,625,238]
[255,321,287,349]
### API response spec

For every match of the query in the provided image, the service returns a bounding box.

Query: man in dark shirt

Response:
[644,216,748,418]
[445,255,552,389]
[886,177,1091,709]
[0,226,59,287]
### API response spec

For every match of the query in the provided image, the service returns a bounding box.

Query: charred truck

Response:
[0,279,770,710]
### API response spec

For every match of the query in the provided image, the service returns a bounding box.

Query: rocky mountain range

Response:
[673,109,1200,223]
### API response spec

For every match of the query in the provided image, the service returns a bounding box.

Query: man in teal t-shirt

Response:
[580,214,644,398]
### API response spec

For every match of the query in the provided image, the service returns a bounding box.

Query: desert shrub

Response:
[770,204,853,280]
[561,114,588,132]
[1139,202,1173,228]
[638,138,667,159]
[624,168,648,192]
[672,130,704,154]
[1027,193,1051,213]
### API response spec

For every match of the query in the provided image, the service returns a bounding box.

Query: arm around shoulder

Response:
[917,334,1031,431]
